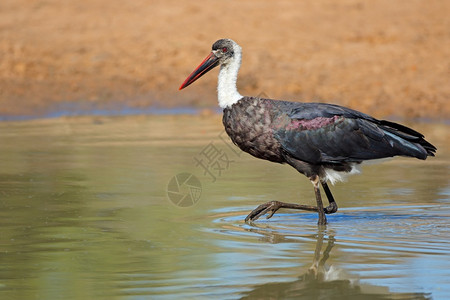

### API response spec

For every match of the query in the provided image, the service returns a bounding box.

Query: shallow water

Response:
[0,115,449,299]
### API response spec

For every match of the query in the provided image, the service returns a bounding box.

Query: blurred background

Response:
[0,0,448,120]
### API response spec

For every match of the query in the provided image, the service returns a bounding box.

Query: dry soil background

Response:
[0,0,449,119]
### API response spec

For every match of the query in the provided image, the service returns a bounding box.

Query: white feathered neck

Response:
[217,45,243,108]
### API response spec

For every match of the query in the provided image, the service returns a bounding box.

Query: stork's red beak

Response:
[179,52,220,90]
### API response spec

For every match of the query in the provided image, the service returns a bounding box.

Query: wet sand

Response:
[0,0,449,119]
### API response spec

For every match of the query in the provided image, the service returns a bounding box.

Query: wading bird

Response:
[179,39,436,225]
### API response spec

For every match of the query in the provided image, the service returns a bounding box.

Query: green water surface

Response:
[0,115,448,299]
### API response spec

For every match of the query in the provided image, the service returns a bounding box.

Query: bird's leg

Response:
[321,181,338,214]
[311,175,327,225]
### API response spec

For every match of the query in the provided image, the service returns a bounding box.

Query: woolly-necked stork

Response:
[179,39,436,225]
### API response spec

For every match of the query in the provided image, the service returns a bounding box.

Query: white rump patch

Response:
[323,158,392,185]
[324,163,361,185]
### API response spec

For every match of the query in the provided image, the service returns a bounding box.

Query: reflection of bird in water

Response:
[179,39,436,225]
[240,231,430,299]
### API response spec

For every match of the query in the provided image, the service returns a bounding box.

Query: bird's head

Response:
[179,39,240,90]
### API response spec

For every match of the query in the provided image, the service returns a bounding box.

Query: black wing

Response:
[271,102,435,164]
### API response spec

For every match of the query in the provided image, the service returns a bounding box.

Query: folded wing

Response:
[272,102,435,164]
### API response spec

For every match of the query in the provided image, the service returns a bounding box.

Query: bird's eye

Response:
[222,47,228,53]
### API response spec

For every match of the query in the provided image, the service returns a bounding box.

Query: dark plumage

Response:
[180,39,436,225]
[223,97,435,179]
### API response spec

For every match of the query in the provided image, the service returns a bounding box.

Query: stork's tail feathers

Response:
[379,120,436,159]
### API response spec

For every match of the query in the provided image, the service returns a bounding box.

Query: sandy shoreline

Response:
[1,0,449,119]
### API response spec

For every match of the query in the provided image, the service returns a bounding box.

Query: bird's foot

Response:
[324,202,338,214]
[245,201,320,223]
[245,201,283,222]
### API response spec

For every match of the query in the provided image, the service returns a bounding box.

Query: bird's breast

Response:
[222,98,284,163]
